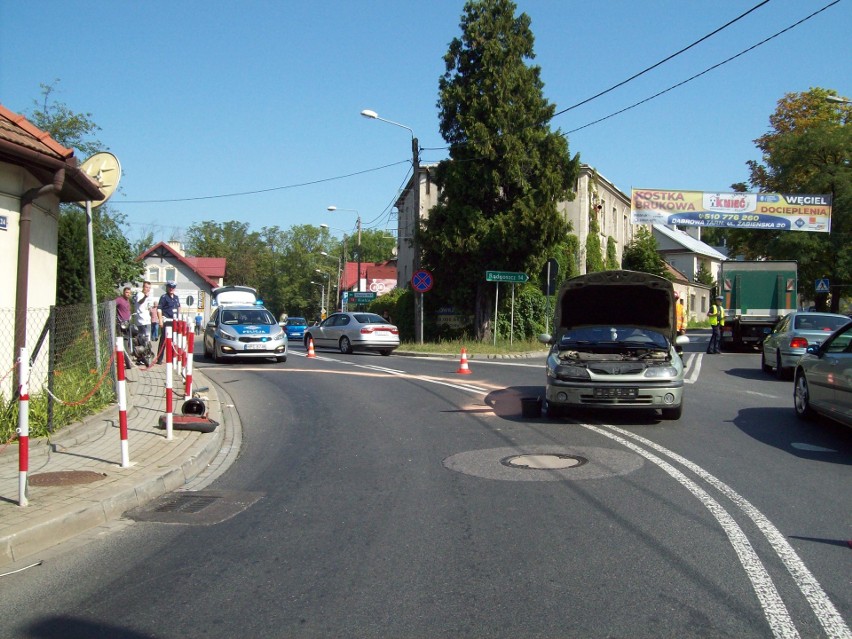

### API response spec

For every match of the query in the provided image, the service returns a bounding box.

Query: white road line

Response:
[582,423,800,639]
[598,424,851,639]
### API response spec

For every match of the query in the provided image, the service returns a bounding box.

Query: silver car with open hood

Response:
[539,270,689,420]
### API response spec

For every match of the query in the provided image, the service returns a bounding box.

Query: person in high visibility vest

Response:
[675,292,686,335]
[706,295,725,354]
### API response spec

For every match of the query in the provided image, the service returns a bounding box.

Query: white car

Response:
[303,312,399,355]
[203,304,287,363]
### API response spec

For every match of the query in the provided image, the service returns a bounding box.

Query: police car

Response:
[203,303,288,363]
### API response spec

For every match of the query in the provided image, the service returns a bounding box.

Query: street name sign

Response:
[486,271,529,283]
[345,292,377,302]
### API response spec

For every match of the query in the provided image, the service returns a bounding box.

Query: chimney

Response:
[168,240,184,256]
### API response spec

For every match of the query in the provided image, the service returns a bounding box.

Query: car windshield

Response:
[793,315,848,332]
[287,318,307,326]
[558,326,669,350]
[353,313,389,324]
[221,309,276,325]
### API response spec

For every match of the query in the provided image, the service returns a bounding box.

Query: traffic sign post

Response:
[486,271,528,345]
[411,270,433,345]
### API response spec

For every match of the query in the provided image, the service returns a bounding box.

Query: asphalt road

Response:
[2,339,850,639]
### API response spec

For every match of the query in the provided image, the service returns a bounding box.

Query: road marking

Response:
[595,424,851,639]
[582,423,800,639]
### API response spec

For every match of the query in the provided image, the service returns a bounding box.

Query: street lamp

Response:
[825,95,851,104]
[310,280,323,313]
[361,108,423,343]
[327,205,361,292]
[315,269,331,319]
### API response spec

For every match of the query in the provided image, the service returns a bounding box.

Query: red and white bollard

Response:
[164,325,174,440]
[18,347,29,507]
[115,337,131,467]
[185,331,194,397]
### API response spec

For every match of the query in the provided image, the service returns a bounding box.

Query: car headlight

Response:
[644,365,679,378]
[547,355,591,380]
[216,329,237,341]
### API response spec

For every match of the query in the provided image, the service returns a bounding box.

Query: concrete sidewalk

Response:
[0,362,230,567]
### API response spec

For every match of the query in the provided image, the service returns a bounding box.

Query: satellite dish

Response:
[77,152,121,207]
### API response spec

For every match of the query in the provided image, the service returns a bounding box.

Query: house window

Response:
[147,266,160,282]
[165,267,176,283]
[701,296,707,313]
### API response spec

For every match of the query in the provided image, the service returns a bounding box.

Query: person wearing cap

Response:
[156,281,182,364]
[706,294,725,354]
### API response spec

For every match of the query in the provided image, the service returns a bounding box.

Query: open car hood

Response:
[552,270,676,342]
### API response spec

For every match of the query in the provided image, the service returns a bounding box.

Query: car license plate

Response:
[594,387,638,398]
[246,343,267,350]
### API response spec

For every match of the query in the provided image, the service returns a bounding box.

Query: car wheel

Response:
[303,335,312,349]
[379,349,392,356]
[339,336,352,354]
[276,355,287,363]
[761,349,772,374]
[661,405,683,420]
[794,371,815,420]
[775,350,788,380]
[545,400,565,419]
[214,344,224,364]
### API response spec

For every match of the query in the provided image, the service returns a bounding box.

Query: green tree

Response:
[605,237,619,271]
[184,221,266,288]
[622,227,670,279]
[420,0,580,341]
[28,81,142,301]
[727,88,851,311]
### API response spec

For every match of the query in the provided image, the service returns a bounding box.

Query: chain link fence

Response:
[0,301,118,442]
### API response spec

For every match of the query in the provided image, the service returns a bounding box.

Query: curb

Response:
[0,368,227,567]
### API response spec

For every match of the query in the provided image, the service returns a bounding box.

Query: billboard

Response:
[631,189,831,232]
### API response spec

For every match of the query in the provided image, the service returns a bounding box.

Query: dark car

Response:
[794,319,852,427]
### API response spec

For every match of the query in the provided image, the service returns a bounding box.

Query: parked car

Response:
[794,319,852,427]
[303,312,399,355]
[761,311,849,379]
[281,317,308,341]
[203,304,287,363]
[538,270,690,420]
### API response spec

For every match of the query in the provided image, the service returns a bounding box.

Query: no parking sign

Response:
[411,269,434,293]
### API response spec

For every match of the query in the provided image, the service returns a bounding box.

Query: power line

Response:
[564,0,840,135]
[551,0,772,119]
[120,159,409,204]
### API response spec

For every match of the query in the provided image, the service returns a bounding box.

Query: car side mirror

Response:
[675,334,690,346]
[538,333,553,345]
[805,344,821,355]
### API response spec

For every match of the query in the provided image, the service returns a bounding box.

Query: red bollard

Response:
[164,325,174,440]
[185,331,194,397]
[18,347,29,507]
[116,337,131,467]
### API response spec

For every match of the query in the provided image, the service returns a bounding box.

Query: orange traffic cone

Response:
[456,347,472,374]
[307,338,316,358]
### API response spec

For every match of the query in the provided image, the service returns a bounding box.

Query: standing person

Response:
[195,312,203,335]
[156,281,181,364]
[150,302,159,341]
[706,295,725,354]
[675,293,686,335]
[134,281,154,341]
[114,286,133,369]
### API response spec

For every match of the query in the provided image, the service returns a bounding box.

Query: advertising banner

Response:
[631,189,831,232]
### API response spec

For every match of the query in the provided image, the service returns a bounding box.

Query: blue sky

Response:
[2,1,849,246]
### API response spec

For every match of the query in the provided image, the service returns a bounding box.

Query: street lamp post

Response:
[315,269,331,319]
[310,281,324,321]
[327,206,361,292]
[320,224,348,302]
[360,109,422,343]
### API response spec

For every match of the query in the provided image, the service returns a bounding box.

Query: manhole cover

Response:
[502,454,587,470]
[126,490,264,525]
[29,471,107,486]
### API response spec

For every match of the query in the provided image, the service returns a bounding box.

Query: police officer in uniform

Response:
[707,295,724,354]
[156,281,181,364]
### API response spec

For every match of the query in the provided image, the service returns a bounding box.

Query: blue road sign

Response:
[815,278,830,293]
[411,269,434,293]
